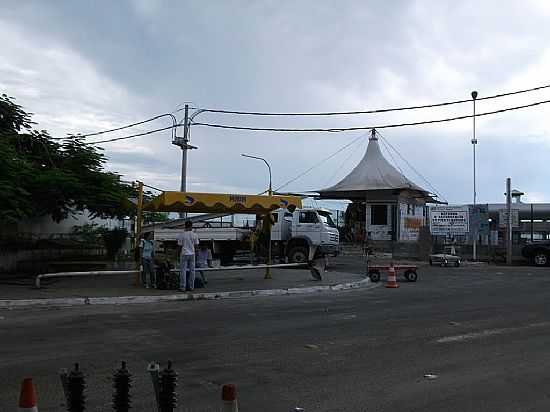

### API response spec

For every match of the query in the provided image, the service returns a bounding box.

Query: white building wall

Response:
[15,211,128,237]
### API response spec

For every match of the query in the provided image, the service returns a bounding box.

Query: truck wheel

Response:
[533,253,549,266]
[368,270,380,282]
[288,246,309,263]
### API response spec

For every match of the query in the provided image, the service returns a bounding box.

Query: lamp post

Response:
[471,90,478,261]
[241,154,273,279]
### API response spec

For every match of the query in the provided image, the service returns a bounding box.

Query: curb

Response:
[0,277,375,309]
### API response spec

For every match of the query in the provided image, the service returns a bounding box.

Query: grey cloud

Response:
[2,0,550,205]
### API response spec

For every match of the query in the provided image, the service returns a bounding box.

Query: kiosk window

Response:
[371,205,388,225]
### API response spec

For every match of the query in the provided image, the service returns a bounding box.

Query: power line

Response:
[71,96,550,146]
[50,83,550,142]
[376,130,447,203]
[323,137,364,187]
[86,124,181,145]
[196,83,550,116]
[274,132,367,192]
[378,134,407,182]
[50,113,179,140]
[191,98,550,133]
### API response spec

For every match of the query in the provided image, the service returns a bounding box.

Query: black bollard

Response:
[67,363,86,412]
[113,361,132,411]
[158,360,177,412]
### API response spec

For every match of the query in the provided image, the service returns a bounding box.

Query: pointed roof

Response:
[318,130,432,200]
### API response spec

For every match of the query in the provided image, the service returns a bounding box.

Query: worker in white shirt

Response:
[176,220,199,291]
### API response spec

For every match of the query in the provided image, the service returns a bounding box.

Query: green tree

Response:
[0,94,135,223]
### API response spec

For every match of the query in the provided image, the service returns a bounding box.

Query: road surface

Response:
[2,260,550,411]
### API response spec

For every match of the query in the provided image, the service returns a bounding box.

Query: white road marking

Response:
[436,322,550,343]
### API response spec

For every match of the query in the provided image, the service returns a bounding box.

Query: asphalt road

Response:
[2,259,550,411]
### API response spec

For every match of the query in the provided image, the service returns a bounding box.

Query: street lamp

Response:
[240,154,272,196]
[471,90,478,261]
[241,154,273,279]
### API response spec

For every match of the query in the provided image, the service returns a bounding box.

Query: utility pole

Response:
[180,105,189,193]
[471,91,478,261]
[172,104,198,218]
[506,177,512,265]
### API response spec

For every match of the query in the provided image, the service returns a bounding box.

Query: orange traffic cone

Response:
[19,378,38,411]
[222,384,238,412]
[385,265,399,288]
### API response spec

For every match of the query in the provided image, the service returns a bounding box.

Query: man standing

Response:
[177,220,199,291]
[139,232,155,288]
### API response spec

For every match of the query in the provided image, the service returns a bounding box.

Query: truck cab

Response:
[271,208,340,263]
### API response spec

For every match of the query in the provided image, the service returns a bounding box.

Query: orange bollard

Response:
[385,265,399,288]
[19,377,38,411]
[222,383,238,412]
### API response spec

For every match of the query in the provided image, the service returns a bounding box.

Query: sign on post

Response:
[498,209,519,228]
[429,206,470,236]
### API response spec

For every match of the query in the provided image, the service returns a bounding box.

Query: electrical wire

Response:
[191,98,550,132]
[274,132,367,192]
[323,137,365,187]
[196,83,550,116]
[376,130,447,203]
[86,124,181,145]
[50,83,550,142]
[50,113,179,140]
[378,134,406,182]
[142,183,165,192]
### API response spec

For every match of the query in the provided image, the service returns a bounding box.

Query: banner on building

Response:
[470,204,490,236]
[429,206,470,235]
[498,209,519,228]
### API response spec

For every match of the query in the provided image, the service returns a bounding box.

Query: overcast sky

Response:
[2,0,550,208]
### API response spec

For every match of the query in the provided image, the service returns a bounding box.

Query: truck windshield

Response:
[318,211,336,228]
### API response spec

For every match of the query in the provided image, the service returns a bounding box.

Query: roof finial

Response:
[370,128,378,141]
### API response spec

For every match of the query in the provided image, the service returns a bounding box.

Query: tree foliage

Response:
[0,94,135,223]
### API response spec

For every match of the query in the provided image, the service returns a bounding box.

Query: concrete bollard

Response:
[113,361,132,411]
[147,362,161,411]
[67,363,86,412]
[158,361,177,412]
[221,384,238,412]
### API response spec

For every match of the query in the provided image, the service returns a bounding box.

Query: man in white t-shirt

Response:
[176,220,199,291]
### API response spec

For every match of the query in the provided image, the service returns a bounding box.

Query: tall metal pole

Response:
[506,177,512,265]
[179,105,189,219]
[241,154,273,279]
[471,91,478,261]
[180,104,189,193]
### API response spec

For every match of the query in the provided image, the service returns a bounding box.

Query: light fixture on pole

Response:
[241,154,273,279]
[471,90,478,261]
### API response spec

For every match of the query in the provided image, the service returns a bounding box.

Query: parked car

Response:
[521,241,550,266]
[429,245,461,267]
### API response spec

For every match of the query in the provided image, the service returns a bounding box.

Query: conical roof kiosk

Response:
[317,129,440,244]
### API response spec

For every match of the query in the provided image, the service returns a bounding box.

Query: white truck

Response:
[271,208,339,263]
[152,208,339,265]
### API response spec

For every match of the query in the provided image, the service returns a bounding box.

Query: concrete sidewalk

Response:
[0,267,372,308]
